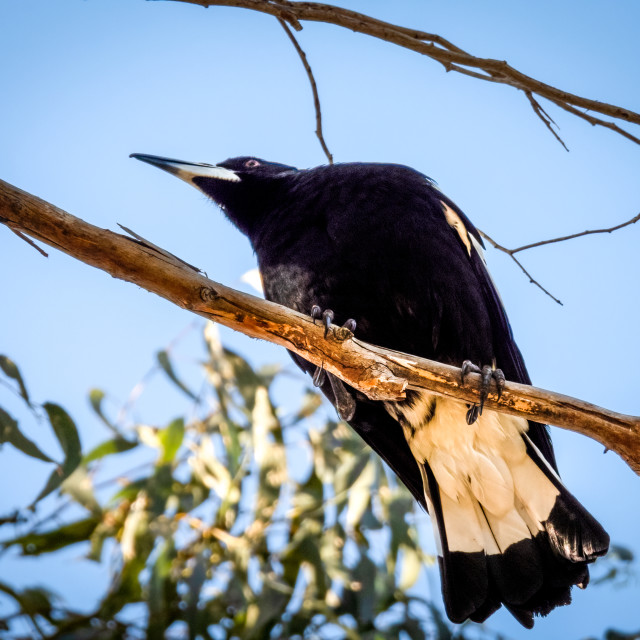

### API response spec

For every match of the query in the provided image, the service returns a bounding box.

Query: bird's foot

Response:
[310,305,357,421]
[461,360,506,425]
[310,305,357,340]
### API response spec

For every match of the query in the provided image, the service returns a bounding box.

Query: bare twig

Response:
[117,223,202,272]
[481,228,564,305]
[2,177,640,474]
[480,212,640,304]
[510,212,640,254]
[547,97,640,146]
[525,91,569,152]
[278,17,333,164]
[0,219,49,257]
[170,0,640,146]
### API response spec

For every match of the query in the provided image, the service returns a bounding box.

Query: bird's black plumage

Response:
[131,153,609,628]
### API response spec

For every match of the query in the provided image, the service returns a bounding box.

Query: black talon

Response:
[466,404,480,425]
[461,360,480,384]
[312,365,326,388]
[309,305,356,420]
[342,318,357,333]
[461,360,506,423]
[328,373,356,421]
[321,309,334,338]
[494,368,506,400]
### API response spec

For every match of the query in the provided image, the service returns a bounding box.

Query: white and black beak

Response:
[130,154,240,191]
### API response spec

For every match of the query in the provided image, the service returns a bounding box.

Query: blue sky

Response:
[1,1,639,637]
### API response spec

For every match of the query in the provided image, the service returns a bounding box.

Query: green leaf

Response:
[353,554,376,624]
[610,544,635,563]
[32,404,82,504]
[157,350,197,400]
[398,544,422,591]
[0,355,30,405]
[2,517,100,555]
[346,457,375,529]
[83,436,137,464]
[43,403,82,467]
[0,407,54,462]
[292,390,323,423]
[334,446,369,500]
[223,348,262,410]
[148,540,176,639]
[158,418,185,464]
[185,554,208,637]
[61,467,101,515]
[99,553,148,619]
[15,587,54,620]
[388,490,415,561]
[88,388,118,432]
[245,582,290,640]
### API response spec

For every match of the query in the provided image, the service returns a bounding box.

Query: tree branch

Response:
[2,178,639,473]
[479,212,640,304]
[166,0,640,146]
[277,17,333,164]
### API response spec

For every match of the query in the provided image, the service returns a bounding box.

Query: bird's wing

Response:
[437,192,558,471]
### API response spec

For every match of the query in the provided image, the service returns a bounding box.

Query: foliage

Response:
[0,330,635,640]
[0,327,444,639]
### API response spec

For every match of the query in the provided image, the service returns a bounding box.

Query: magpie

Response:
[131,153,609,628]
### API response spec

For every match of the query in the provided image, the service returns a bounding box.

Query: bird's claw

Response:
[310,305,357,420]
[312,365,326,388]
[310,306,356,340]
[329,373,356,421]
[461,360,506,424]
[311,305,334,338]
[341,318,357,333]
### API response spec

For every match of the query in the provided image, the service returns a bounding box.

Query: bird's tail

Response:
[420,430,609,628]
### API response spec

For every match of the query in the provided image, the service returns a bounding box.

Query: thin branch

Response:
[479,212,640,304]
[525,91,569,152]
[117,223,202,272]
[547,96,640,147]
[277,17,333,164]
[0,218,49,257]
[2,177,640,474]
[510,212,640,254]
[479,230,564,305]
[169,0,640,146]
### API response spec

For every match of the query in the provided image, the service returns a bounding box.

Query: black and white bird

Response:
[131,153,609,628]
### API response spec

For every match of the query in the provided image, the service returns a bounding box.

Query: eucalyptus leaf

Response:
[31,404,82,504]
[88,387,118,432]
[83,436,137,464]
[0,355,30,405]
[61,466,101,515]
[0,407,54,462]
[43,402,81,468]
[158,417,185,464]
[157,350,197,400]
[2,517,100,555]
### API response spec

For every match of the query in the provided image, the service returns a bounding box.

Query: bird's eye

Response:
[244,159,261,168]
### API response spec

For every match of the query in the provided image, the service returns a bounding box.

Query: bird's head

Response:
[130,153,298,236]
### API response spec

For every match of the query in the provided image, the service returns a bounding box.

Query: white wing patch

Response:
[441,200,472,256]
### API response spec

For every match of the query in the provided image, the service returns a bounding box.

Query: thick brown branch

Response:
[278,18,333,164]
[169,0,640,145]
[2,178,640,473]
